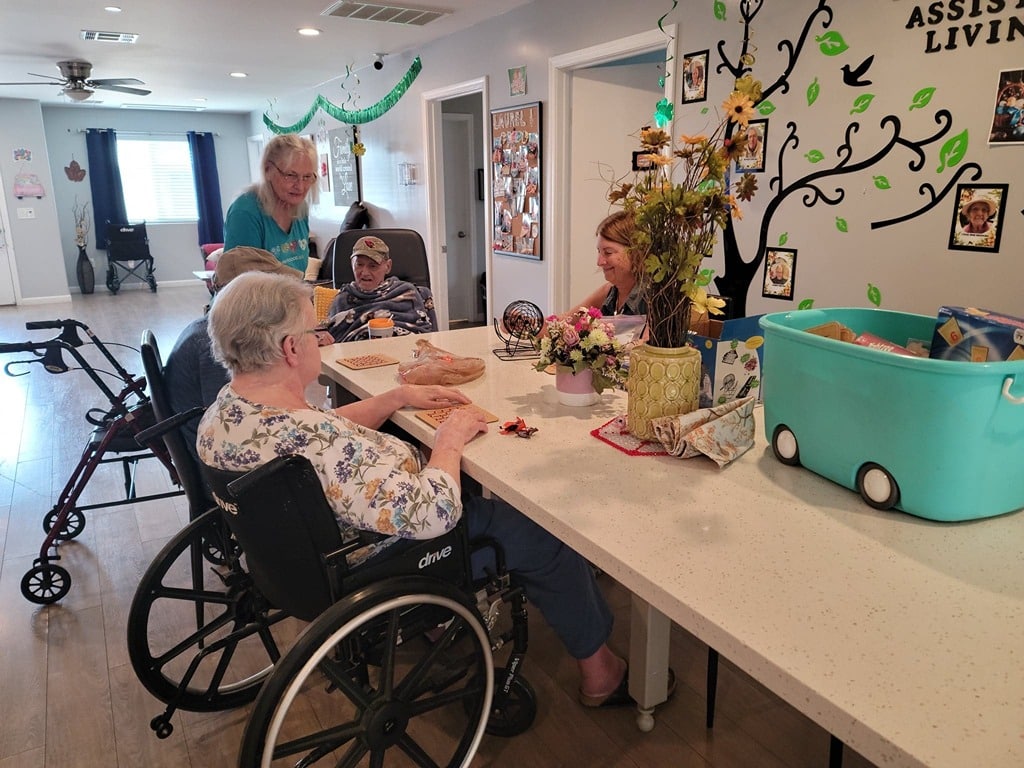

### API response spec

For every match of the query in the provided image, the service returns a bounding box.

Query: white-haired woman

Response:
[224,134,318,273]
[198,272,648,709]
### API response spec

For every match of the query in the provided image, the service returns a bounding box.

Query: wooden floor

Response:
[0,282,878,768]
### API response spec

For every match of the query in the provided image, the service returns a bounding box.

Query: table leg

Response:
[628,595,671,732]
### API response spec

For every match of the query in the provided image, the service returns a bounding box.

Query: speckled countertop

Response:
[324,327,1024,768]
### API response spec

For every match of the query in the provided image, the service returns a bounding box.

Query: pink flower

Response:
[562,327,580,347]
[587,307,602,318]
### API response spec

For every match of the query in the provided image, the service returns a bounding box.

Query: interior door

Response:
[442,114,476,324]
[0,168,18,305]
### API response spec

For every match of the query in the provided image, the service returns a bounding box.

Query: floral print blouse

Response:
[197,386,462,541]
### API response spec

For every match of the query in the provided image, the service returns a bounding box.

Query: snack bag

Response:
[397,339,485,385]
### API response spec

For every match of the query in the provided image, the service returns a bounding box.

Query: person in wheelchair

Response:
[197,270,639,708]
[325,234,437,343]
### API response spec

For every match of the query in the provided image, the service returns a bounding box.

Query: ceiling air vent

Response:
[80,30,140,44]
[321,1,450,26]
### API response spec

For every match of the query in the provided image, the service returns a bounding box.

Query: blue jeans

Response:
[464,494,613,660]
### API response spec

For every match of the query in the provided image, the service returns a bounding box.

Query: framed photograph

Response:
[682,50,709,104]
[987,68,1024,145]
[631,150,654,171]
[948,183,1008,252]
[735,119,767,173]
[491,102,542,261]
[762,248,797,300]
[508,66,528,97]
[328,126,362,208]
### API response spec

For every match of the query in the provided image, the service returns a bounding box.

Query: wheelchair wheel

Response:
[239,576,493,768]
[43,507,86,541]
[22,561,72,604]
[127,509,297,713]
[147,274,158,292]
[480,667,537,737]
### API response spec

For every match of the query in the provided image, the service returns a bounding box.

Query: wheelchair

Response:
[128,437,537,765]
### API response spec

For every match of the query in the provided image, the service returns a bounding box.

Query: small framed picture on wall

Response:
[681,50,708,104]
[948,183,1008,252]
[762,248,797,300]
[735,119,767,173]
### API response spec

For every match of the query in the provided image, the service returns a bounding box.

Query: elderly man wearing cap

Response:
[326,235,437,343]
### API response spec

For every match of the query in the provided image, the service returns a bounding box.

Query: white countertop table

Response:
[321,326,1024,768]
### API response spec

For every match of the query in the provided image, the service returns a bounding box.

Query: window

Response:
[116,136,198,223]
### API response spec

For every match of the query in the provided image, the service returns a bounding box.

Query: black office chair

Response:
[331,227,431,289]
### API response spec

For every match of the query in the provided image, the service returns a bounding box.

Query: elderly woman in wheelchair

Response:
[153,270,633,764]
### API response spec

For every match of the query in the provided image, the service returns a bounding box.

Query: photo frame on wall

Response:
[735,119,767,173]
[631,150,654,171]
[682,50,709,104]
[491,101,542,261]
[762,248,797,300]
[948,183,1008,252]
[328,125,362,208]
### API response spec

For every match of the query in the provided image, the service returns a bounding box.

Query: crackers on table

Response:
[414,404,499,429]
[336,353,400,370]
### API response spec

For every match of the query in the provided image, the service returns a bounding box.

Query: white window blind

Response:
[116,136,198,223]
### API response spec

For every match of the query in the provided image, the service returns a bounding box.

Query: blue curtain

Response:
[187,131,224,245]
[85,129,128,250]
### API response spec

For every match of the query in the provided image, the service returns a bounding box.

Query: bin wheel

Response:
[771,425,801,466]
[43,507,86,541]
[856,463,900,510]
[478,667,537,737]
[22,562,72,604]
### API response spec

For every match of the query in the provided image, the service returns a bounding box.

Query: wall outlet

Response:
[16,207,35,219]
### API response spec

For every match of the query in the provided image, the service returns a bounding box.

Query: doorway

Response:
[0,166,20,305]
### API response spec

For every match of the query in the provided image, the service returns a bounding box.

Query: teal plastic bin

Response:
[759,308,1024,522]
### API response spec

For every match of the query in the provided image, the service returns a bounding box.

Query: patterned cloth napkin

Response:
[650,396,757,467]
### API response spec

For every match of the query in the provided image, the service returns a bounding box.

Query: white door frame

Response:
[0,165,23,305]
[421,76,489,331]
[547,26,677,312]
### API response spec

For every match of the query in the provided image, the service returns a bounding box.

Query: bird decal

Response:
[841,55,874,87]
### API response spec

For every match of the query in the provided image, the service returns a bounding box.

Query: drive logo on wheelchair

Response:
[418,544,453,569]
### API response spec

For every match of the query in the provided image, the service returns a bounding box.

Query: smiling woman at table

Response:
[197,271,648,708]
[574,211,646,317]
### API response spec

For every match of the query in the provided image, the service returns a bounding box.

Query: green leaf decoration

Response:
[701,107,710,114]
[836,217,849,233]
[867,283,882,307]
[936,128,969,173]
[805,149,825,163]
[850,94,875,115]
[873,175,891,190]
[815,31,850,56]
[654,98,674,128]
[807,77,820,106]
[713,0,727,20]
[696,268,715,287]
[798,299,815,310]
[658,75,666,88]
[779,232,789,246]
[909,87,936,111]
[758,100,776,116]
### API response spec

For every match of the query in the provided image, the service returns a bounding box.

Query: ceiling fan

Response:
[0,59,151,102]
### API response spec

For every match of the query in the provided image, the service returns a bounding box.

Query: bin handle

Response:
[1001,376,1024,405]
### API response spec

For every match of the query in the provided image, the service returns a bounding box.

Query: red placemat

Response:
[590,416,668,456]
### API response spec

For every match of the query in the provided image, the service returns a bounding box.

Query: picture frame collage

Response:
[490,102,542,261]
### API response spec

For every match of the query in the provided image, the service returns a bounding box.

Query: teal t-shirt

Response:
[223,190,309,272]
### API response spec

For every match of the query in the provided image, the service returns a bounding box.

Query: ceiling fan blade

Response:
[0,81,63,86]
[26,72,65,82]
[88,77,145,86]
[93,83,151,96]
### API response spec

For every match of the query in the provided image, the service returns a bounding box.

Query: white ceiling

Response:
[0,0,530,112]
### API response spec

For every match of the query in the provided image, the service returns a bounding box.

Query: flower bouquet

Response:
[533,306,628,394]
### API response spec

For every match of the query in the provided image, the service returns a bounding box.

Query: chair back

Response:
[139,330,212,518]
[107,222,152,262]
[200,455,346,622]
[331,228,430,289]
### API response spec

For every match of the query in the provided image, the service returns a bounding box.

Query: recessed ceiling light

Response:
[297,27,321,36]
[229,71,248,78]
[104,6,123,12]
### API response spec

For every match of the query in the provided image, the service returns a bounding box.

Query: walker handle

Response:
[1001,376,1024,405]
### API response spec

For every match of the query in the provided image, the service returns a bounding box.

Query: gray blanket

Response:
[326,276,437,343]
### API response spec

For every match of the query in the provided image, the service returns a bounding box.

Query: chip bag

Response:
[397,339,485,385]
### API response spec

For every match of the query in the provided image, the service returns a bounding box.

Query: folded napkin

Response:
[650,396,756,467]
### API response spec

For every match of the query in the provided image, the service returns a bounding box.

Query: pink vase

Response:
[554,367,600,406]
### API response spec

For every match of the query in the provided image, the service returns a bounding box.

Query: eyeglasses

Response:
[269,160,317,185]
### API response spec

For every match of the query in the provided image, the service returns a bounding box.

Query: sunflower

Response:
[722,92,756,127]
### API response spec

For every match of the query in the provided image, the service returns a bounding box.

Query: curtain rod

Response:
[69,129,220,137]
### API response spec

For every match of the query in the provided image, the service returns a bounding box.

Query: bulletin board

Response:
[490,102,542,261]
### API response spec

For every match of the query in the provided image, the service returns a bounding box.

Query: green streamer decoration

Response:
[263,57,423,135]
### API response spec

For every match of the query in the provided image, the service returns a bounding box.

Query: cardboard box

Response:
[692,315,765,407]
[929,306,1024,363]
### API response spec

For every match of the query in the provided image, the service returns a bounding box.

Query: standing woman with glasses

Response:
[224,134,318,273]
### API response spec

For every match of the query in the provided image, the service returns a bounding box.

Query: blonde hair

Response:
[252,134,319,218]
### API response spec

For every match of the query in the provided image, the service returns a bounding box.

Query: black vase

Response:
[76,246,95,294]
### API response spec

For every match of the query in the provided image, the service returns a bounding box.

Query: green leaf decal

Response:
[758,100,776,116]
[909,87,935,111]
[815,31,849,56]
[778,232,789,246]
[850,93,875,114]
[805,149,825,163]
[713,0,726,20]
[807,77,820,106]
[836,217,849,233]
[696,268,715,287]
[867,283,882,307]
[701,107,710,115]
[873,175,891,190]
[936,129,968,173]
[798,298,815,310]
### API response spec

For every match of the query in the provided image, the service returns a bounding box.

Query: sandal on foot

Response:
[579,667,677,709]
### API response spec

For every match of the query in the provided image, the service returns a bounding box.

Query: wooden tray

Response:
[335,353,400,370]
[414,404,499,428]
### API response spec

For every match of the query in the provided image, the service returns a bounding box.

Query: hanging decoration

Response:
[64,158,87,182]
[263,57,423,134]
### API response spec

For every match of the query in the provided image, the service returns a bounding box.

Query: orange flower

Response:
[727,194,743,220]
[722,92,756,127]
[678,133,708,146]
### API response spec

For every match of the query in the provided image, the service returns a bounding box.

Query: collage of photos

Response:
[491,102,542,260]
